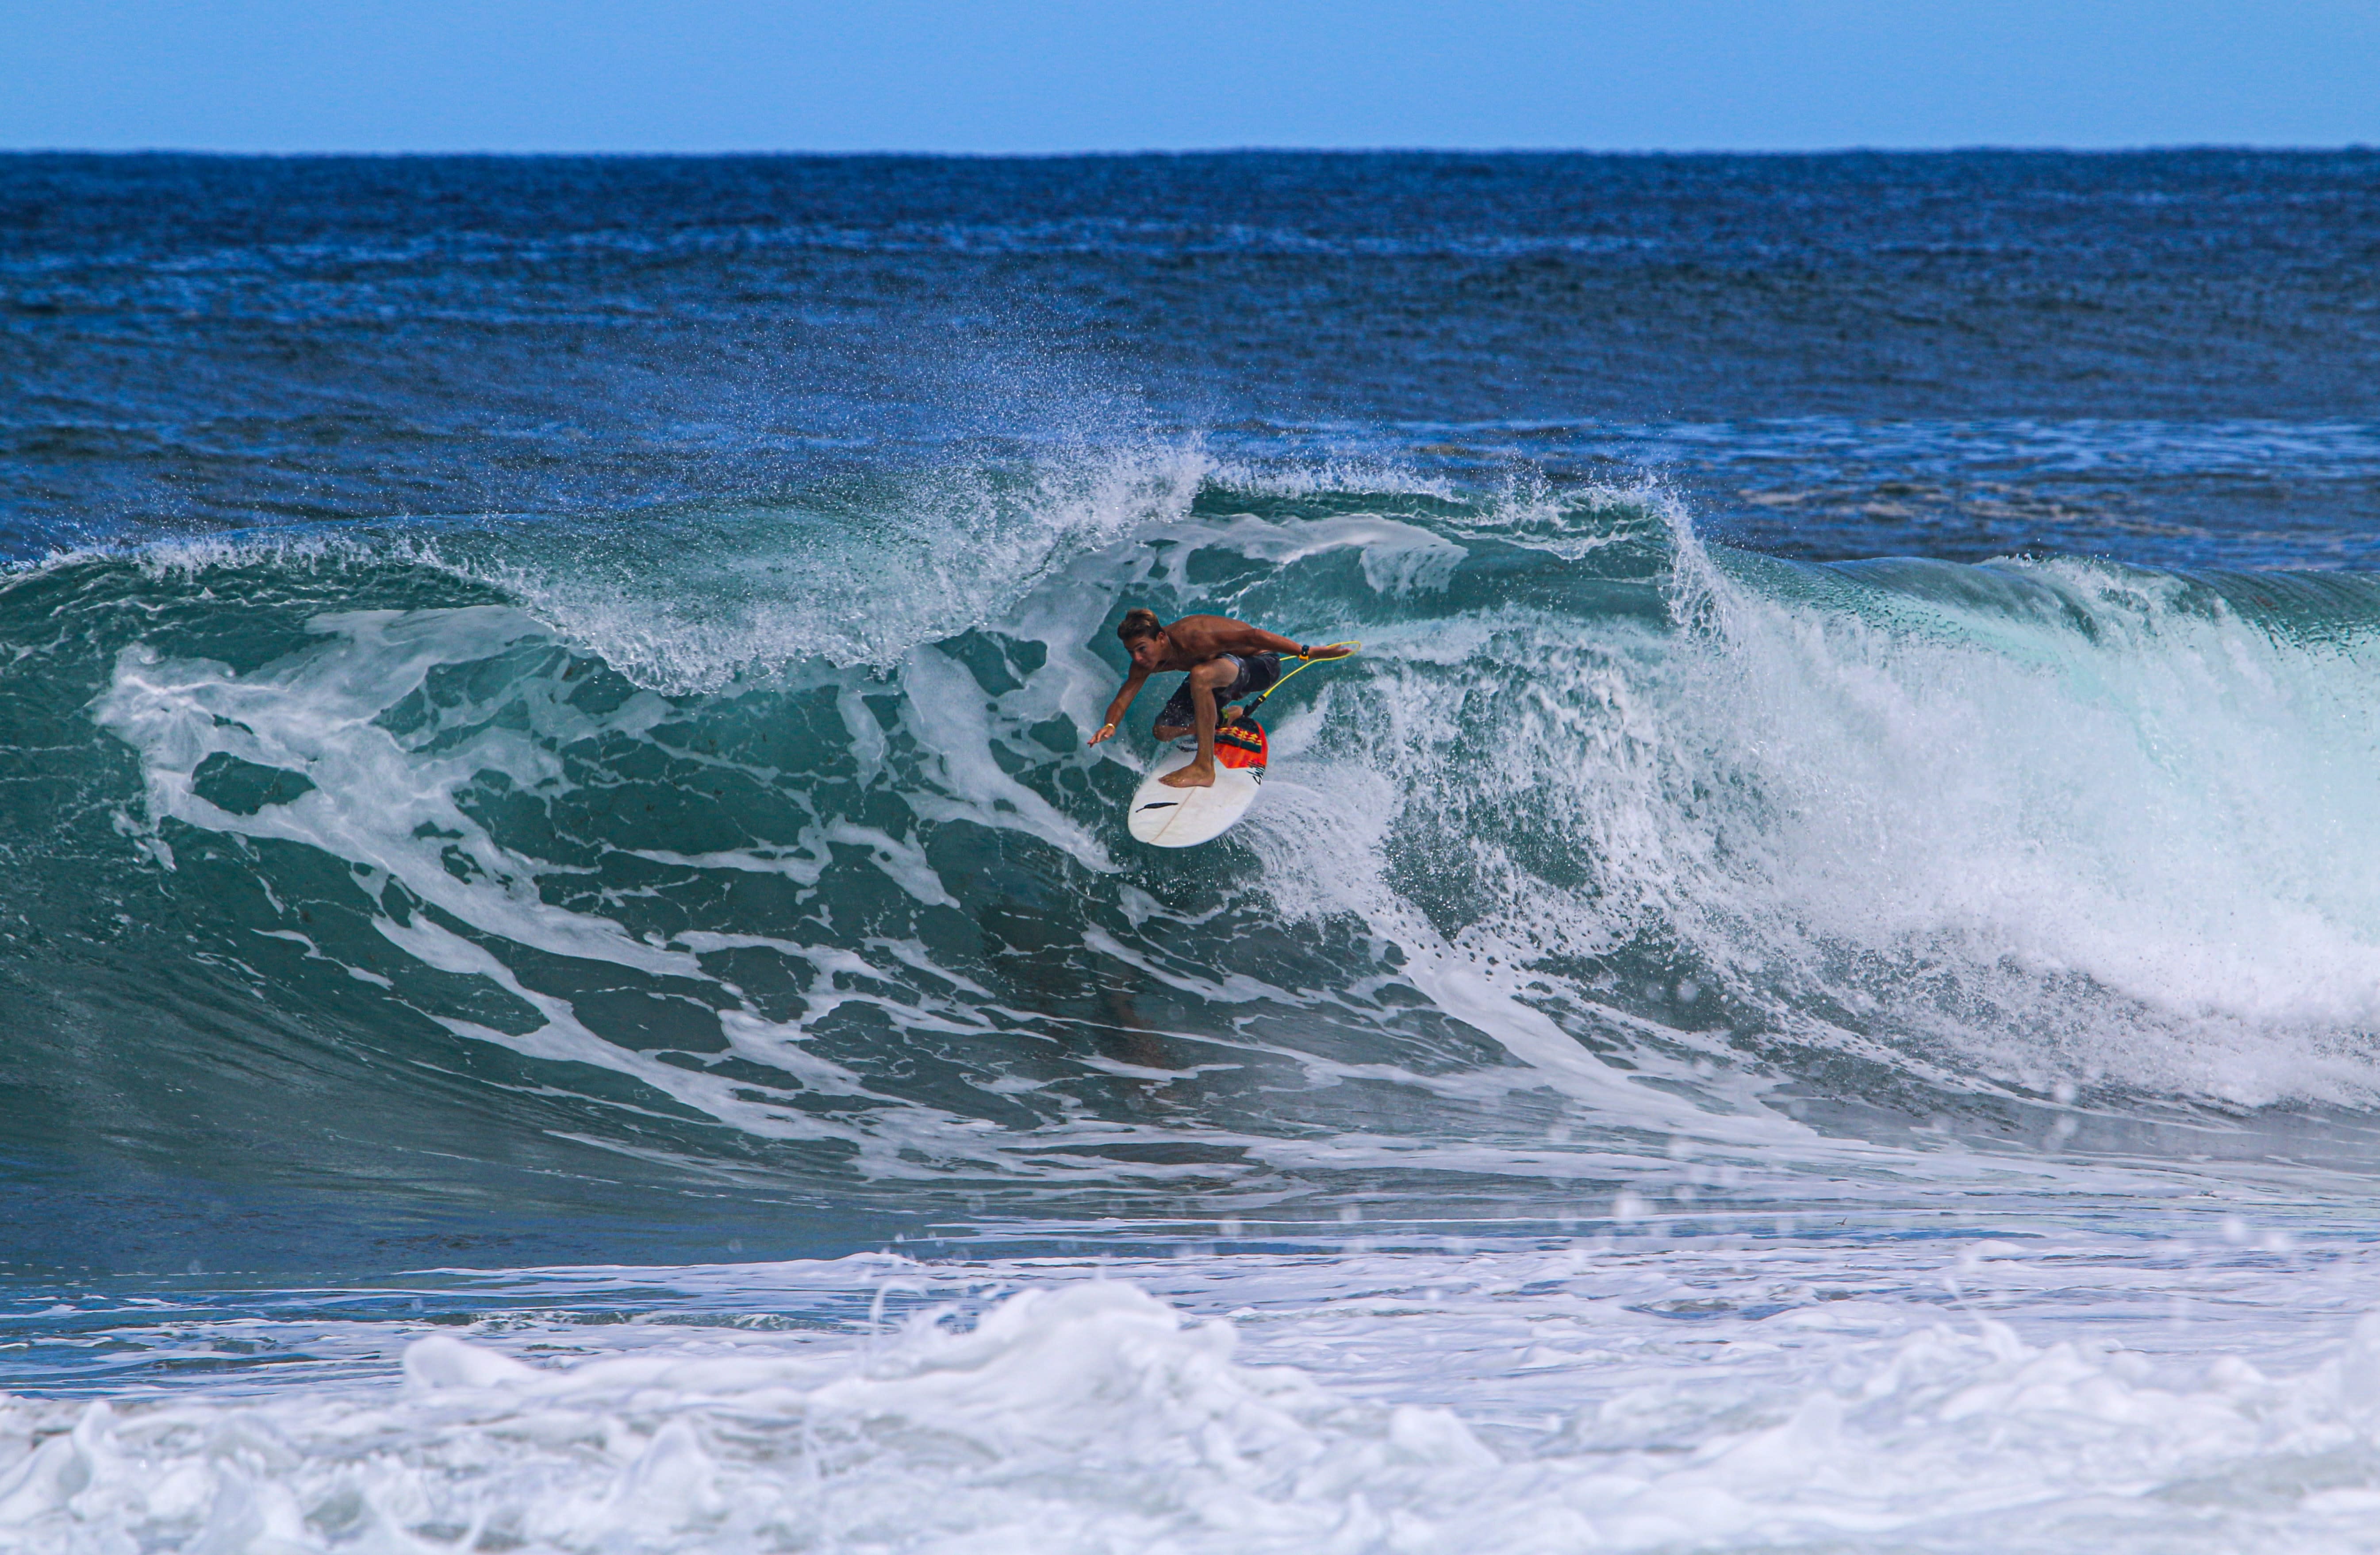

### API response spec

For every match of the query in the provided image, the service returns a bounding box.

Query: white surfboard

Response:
[1127,741,1263,847]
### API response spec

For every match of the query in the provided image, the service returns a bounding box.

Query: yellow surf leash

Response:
[1234,640,1360,721]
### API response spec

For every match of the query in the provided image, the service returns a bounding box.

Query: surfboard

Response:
[1126,721,1267,847]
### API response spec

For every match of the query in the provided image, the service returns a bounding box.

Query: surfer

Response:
[1088,609,1353,788]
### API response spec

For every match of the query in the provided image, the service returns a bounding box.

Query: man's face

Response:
[1128,633,1167,671]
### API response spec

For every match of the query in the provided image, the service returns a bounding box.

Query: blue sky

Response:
[5,0,2375,154]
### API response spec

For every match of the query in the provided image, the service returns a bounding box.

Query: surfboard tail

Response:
[1214,719,1267,771]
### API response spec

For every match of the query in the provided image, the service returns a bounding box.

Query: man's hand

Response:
[1299,641,1355,661]
[1088,720,1119,745]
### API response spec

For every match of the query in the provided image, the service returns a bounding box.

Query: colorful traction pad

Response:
[1213,720,1267,770]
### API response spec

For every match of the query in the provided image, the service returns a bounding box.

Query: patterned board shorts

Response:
[1155,653,1281,730]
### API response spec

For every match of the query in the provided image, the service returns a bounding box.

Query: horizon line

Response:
[5,142,2376,161]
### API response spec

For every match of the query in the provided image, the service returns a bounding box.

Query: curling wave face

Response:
[9,459,2380,1274]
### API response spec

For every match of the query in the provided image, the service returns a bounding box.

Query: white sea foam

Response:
[9,1233,2380,1554]
[1652,531,2380,1099]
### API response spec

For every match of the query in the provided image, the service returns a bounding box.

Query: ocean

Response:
[5,148,2380,1551]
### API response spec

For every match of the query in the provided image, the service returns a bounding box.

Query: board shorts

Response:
[1155,652,1281,732]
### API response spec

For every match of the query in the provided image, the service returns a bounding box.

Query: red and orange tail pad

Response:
[1213,719,1268,771]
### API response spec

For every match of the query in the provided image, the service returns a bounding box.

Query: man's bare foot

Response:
[1159,762,1217,789]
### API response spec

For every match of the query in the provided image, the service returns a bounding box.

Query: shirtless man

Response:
[1087,609,1352,788]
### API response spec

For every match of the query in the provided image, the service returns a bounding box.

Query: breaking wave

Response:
[11,449,2380,1267]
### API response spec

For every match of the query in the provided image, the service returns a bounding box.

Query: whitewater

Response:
[7,149,2380,1553]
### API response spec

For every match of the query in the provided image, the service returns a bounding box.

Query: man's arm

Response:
[1220,622,1347,660]
[1087,667,1149,745]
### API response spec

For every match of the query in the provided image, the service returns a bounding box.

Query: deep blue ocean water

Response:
[7,151,2380,1552]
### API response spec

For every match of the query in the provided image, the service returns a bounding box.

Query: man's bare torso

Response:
[1138,614,1283,671]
